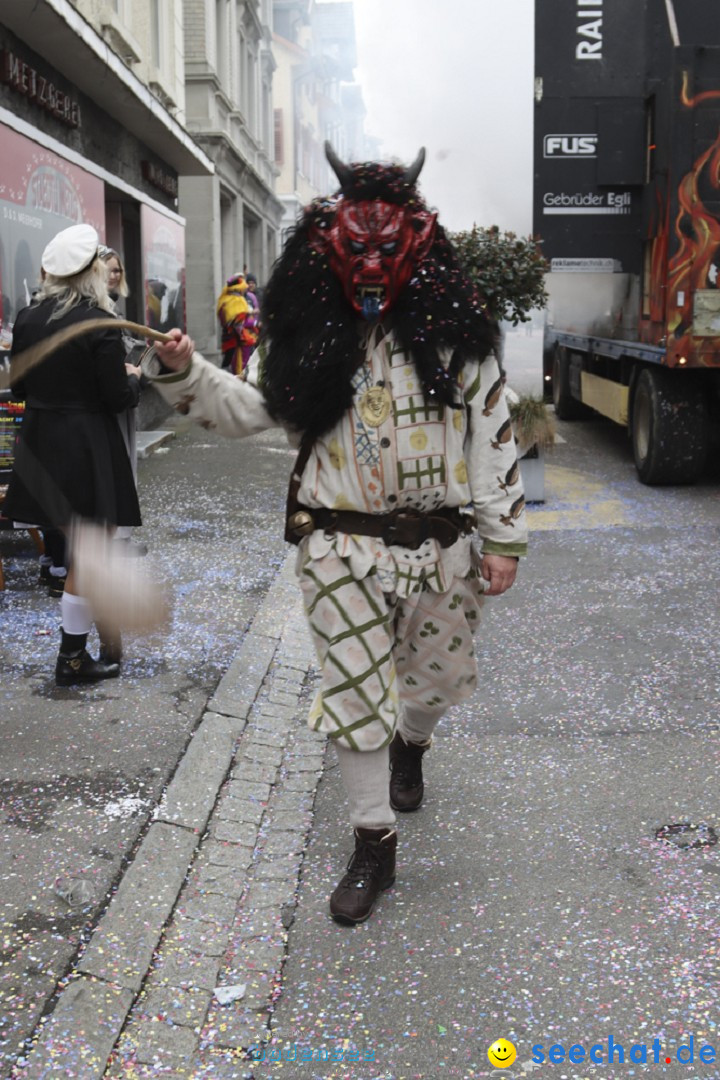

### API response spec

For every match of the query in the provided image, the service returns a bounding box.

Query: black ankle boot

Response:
[389,731,430,812]
[55,629,120,687]
[48,571,67,597]
[329,827,397,925]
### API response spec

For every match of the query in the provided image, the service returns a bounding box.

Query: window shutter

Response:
[274,109,284,165]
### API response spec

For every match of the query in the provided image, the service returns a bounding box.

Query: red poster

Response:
[141,204,186,333]
[0,123,105,338]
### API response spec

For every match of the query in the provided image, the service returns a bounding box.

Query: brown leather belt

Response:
[287,506,475,549]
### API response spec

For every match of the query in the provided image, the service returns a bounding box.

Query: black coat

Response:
[3,298,141,527]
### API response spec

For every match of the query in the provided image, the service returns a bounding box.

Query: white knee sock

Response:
[400,704,445,745]
[61,593,93,635]
[334,742,396,831]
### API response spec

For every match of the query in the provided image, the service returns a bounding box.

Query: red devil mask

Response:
[309,145,437,320]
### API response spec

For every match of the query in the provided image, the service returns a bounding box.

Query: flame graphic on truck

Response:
[665,79,720,366]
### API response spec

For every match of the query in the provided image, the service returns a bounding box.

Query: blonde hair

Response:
[40,258,115,321]
[100,248,129,299]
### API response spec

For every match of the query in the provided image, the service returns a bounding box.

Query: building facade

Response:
[272,0,365,241]
[0,0,211,341]
[180,0,282,358]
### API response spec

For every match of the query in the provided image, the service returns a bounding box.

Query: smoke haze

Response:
[350,0,535,234]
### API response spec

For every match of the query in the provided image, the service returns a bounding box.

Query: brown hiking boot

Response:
[329,827,397,925]
[389,731,430,812]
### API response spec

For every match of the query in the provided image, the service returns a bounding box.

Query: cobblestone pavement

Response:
[13,554,326,1078]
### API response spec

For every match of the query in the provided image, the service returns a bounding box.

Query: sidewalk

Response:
[14,551,325,1078]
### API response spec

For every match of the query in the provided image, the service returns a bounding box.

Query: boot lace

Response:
[392,752,423,787]
[342,838,388,888]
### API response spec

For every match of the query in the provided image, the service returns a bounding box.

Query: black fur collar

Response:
[259,209,496,439]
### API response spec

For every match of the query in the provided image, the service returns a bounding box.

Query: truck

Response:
[534,0,720,483]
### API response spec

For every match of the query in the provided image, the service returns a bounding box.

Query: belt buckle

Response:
[383,508,424,549]
[323,510,339,540]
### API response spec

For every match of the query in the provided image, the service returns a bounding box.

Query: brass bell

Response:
[288,510,315,536]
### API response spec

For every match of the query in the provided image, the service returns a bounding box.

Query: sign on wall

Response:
[0,123,105,334]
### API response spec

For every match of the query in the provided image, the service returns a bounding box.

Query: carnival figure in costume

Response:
[241,275,261,368]
[216,272,251,374]
[147,144,527,925]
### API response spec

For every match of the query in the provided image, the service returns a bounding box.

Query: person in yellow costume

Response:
[216,272,250,375]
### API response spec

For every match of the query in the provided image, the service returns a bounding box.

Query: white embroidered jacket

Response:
[144,325,528,598]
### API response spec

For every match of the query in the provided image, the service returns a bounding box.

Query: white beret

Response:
[41,224,99,278]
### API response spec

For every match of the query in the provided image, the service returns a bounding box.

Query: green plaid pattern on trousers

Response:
[299,551,486,751]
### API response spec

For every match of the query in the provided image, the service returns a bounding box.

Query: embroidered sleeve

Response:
[143,349,277,438]
[465,356,528,555]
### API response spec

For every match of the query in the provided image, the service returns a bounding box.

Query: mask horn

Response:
[325,141,352,187]
[403,147,426,187]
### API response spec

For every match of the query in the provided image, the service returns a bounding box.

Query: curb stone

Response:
[136,430,176,459]
[14,549,322,1079]
[108,622,321,1075]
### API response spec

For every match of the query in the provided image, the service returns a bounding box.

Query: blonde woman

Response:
[99,246,129,311]
[99,244,146,557]
[5,224,141,684]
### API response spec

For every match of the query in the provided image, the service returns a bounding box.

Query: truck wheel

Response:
[552,346,587,420]
[631,367,709,484]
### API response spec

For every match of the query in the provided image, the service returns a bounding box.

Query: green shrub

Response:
[450,224,548,325]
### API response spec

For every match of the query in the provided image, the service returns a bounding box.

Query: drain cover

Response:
[655,822,718,850]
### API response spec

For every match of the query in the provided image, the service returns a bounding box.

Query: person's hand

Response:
[155,328,194,371]
[125,362,142,378]
[481,553,518,596]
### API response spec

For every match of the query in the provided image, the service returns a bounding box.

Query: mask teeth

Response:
[362,294,382,320]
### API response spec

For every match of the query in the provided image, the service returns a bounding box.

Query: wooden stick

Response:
[9,319,175,384]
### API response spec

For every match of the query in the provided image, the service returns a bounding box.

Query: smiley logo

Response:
[488,1039,517,1068]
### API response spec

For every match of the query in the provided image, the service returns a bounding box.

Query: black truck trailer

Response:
[534,0,720,483]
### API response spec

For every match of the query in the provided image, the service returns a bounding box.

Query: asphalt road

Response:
[3,335,720,1078]
[266,336,720,1079]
